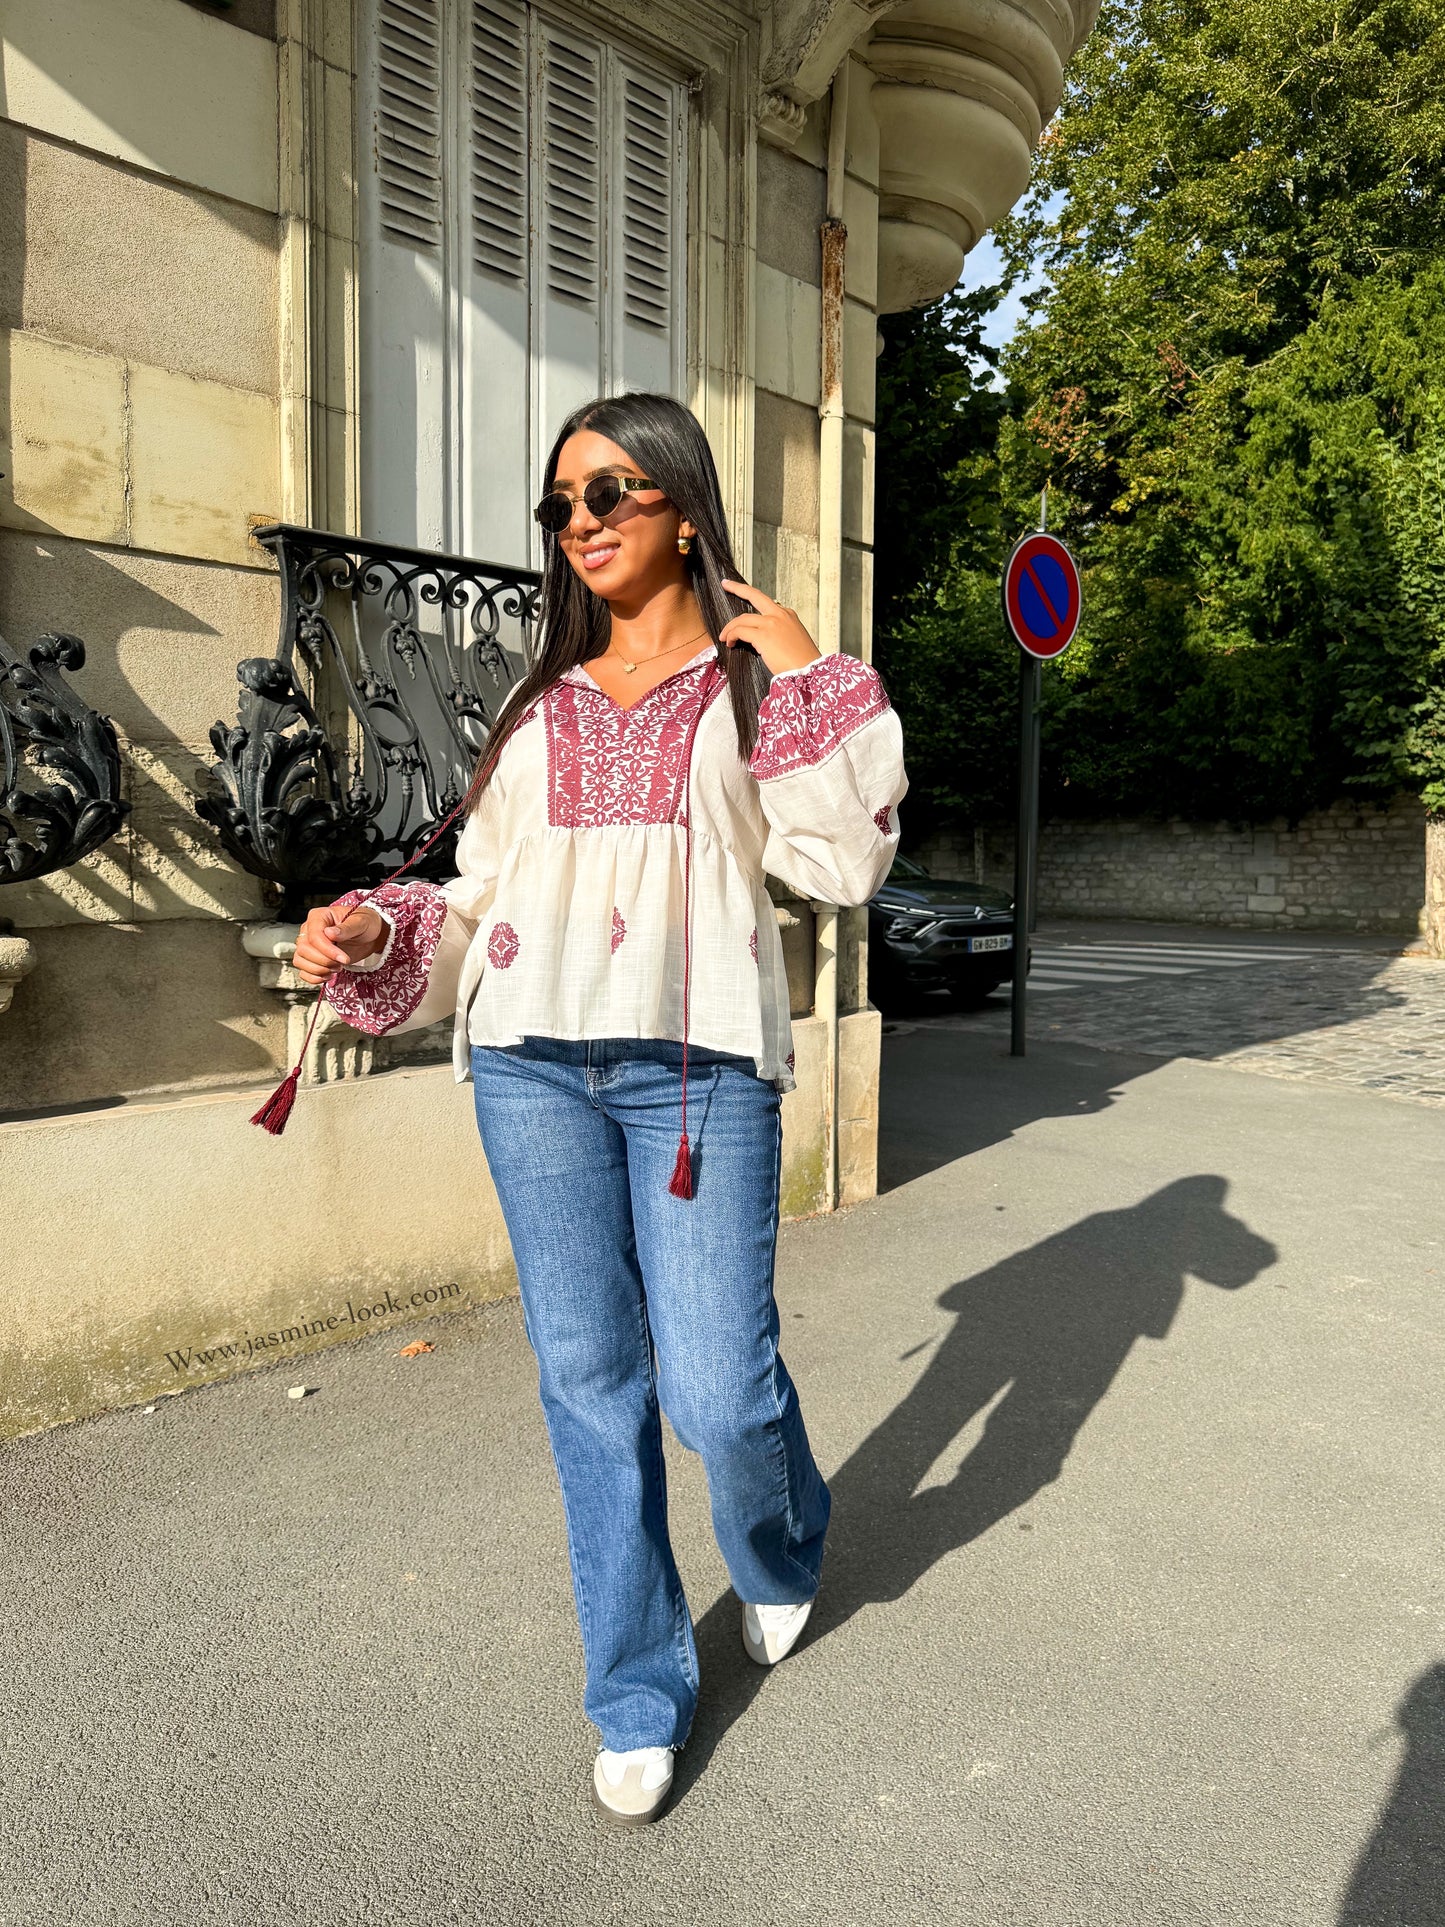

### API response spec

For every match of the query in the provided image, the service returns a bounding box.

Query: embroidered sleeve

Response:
[321,790,503,1037]
[749,653,891,782]
[750,654,907,908]
[321,881,449,1036]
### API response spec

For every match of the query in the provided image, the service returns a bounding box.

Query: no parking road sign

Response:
[1003,512,1081,1061]
[1003,530,1081,659]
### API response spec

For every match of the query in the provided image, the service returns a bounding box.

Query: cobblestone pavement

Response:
[901,926,1445,1108]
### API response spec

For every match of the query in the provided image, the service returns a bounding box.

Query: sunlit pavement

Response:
[3,968,1443,1924]
[891,917,1445,1109]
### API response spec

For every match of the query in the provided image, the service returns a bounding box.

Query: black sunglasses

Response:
[533,474,662,533]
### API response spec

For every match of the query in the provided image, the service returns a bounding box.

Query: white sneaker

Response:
[591,1745,675,1825]
[742,1597,814,1666]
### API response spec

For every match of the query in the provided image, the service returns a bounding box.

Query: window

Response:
[360,0,688,568]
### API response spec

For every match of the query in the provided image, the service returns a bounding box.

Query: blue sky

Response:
[957,196,1060,380]
[963,234,1026,355]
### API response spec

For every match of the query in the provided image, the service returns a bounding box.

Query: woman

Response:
[292,392,906,1824]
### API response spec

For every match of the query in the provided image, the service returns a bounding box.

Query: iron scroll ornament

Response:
[195,525,543,917]
[0,630,130,888]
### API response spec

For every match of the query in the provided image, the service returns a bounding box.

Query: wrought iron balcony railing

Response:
[1,630,129,895]
[195,524,542,917]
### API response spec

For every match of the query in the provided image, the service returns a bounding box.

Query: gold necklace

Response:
[608,628,711,675]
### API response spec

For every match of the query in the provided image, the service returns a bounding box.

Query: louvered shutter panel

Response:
[470,0,527,282]
[541,36,601,307]
[531,20,605,464]
[621,72,671,332]
[611,60,682,394]
[361,0,449,547]
[461,0,531,566]
[376,0,443,249]
[360,1,686,568]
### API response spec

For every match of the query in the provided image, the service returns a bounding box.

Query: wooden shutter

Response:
[620,70,672,333]
[540,34,601,308]
[462,0,531,565]
[470,0,527,282]
[361,0,449,548]
[375,0,443,250]
[610,59,682,394]
[361,0,687,566]
[531,21,605,479]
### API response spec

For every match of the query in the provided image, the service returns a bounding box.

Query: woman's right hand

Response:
[292,902,388,986]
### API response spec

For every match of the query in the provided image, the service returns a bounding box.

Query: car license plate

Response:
[967,934,1012,954]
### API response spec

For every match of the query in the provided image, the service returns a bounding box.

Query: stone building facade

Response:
[0,0,1098,1436]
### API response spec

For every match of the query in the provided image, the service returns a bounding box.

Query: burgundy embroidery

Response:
[488,921,519,969]
[786,1049,796,1072]
[322,881,447,1037]
[874,805,892,834]
[749,654,890,783]
[545,661,726,828]
[749,926,758,963]
[611,907,627,954]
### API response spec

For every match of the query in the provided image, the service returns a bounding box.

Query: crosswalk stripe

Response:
[1002,939,1332,1000]
[1030,957,1199,976]
[1026,970,1141,986]
[1040,942,1322,962]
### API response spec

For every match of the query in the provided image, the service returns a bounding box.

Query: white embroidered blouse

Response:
[323,645,907,1093]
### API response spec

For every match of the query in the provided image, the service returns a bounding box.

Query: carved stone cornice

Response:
[864,0,1101,310]
[758,0,1100,310]
[762,0,903,108]
[758,88,811,145]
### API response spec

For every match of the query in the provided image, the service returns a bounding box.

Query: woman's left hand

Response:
[719,579,821,677]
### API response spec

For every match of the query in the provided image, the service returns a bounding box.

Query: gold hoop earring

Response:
[677,535,693,556]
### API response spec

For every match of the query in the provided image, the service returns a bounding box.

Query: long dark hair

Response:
[462,392,769,809]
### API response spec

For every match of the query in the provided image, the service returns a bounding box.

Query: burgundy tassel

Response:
[250,1066,301,1135]
[251,987,327,1135]
[668,1132,694,1200]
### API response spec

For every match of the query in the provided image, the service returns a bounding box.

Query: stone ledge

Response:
[1,1010,874,1437]
[0,934,37,1015]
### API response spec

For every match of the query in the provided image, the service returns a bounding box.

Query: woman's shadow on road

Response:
[674,1173,1276,1800]
[1337,1662,1445,1926]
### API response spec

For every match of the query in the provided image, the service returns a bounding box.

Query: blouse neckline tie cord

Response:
[250,659,724,1205]
[666,663,722,1201]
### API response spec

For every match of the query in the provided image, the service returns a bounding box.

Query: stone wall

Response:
[917,795,1426,933]
[750,59,878,658]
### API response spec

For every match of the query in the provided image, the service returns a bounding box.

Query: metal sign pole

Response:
[1031,485,1046,938]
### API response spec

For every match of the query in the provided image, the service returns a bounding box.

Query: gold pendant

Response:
[621,660,637,673]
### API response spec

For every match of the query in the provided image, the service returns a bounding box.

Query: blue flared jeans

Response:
[469,1036,831,1752]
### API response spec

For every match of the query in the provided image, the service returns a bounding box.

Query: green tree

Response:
[872,291,1023,822]
[875,0,1445,832]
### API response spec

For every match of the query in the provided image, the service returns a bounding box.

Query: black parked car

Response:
[868,853,1027,1010]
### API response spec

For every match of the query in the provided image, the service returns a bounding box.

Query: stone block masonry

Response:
[917,795,1426,934]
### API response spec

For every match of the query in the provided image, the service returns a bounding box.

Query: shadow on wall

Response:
[1337,1663,1445,1927]
[674,1174,1276,1806]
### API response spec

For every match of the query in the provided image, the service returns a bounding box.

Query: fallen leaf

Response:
[399,1340,435,1358]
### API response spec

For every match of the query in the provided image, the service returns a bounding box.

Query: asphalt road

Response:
[3,1020,1443,1925]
